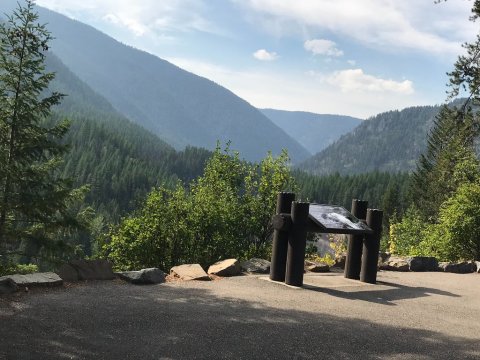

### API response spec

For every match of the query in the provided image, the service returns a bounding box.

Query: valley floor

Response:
[1,271,479,359]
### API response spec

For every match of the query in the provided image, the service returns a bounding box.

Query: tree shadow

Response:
[302,278,461,306]
[0,280,478,359]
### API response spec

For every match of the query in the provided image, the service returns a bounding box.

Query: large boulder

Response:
[332,254,346,269]
[305,261,330,273]
[407,256,438,272]
[56,263,79,282]
[0,272,63,288]
[240,258,270,274]
[116,268,166,284]
[170,264,210,281]
[438,261,477,274]
[0,277,18,294]
[379,256,410,272]
[208,259,241,277]
[69,259,115,281]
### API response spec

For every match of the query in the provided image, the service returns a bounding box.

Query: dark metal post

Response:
[285,202,310,287]
[270,192,296,282]
[344,199,368,280]
[360,209,383,284]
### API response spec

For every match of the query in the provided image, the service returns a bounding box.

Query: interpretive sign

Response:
[308,204,373,235]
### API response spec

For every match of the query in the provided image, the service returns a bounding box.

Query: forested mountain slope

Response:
[261,109,362,155]
[45,53,211,221]
[2,2,311,163]
[299,105,440,175]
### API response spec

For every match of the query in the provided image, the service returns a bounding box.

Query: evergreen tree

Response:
[0,0,74,259]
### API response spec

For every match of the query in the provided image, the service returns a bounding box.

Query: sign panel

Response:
[308,204,373,234]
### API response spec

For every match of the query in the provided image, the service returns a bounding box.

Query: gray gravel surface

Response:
[0,271,479,359]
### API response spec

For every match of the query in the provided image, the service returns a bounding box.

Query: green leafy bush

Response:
[422,182,480,261]
[104,145,296,271]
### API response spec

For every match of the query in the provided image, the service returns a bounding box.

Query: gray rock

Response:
[208,259,241,277]
[305,261,330,273]
[407,256,438,272]
[439,261,477,274]
[116,268,166,284]
[69,259,115,281]
[476,261,480,273]
[379,256,410,272]
[332,254,346,269]
[0,277,18,294]
[170,264,210,281]
[56,263,79,282]
[0,272,63,288]
[240,258,270,274]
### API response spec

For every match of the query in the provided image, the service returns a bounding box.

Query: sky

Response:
[35,0,478,119]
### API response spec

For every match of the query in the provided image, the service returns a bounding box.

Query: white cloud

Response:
[166,57,424,118]
[304,39,343,57]
[37,0,219,37]
[253,49,278,61]
[347,60,356,66]
[327,68,414,94]
[234,0,475,56]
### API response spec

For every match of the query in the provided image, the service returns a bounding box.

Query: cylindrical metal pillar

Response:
[344,199,368,280]
[285,201,310,287]
[270,192,296,282]
[360,209,383,284]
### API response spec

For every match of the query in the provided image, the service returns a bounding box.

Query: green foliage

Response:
[389,207,428,256]
[105,145,296,271]
[426,182,480,261]
[0,261,38,276]
[0,0,84,266]
[411,106,480,220]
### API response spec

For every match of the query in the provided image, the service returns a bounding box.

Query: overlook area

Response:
[1,271,479,359]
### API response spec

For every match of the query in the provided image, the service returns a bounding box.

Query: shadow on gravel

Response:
[0,282,478,359]
[303,280,460,306]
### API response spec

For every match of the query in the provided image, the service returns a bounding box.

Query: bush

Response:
[104,145,296,271]
[389,206,428,256]
[422,182,480,261]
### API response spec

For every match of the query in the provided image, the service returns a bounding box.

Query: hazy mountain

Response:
[261,109,362,155]
[44,52,211,221]
[299,105,441,175]
[2,2,310,163]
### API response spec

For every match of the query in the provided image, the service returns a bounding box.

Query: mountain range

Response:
[261,109,362,155]
[299,105,441,175]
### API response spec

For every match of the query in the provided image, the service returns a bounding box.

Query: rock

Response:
[170,264,210,281]
[476,261,480,273]
[407,256,438,272]
[116,268,166,284]
[439,261,477,274]
[379,256,410,272]
[378,252,391,266]
[208,259,241,277]
[305,261,330,273]
[0,272,63,288]
[69,259,115,281]
[56,263,79,282]
[0,277,18,294]
[240,258,270,274]
[332,254,346,269]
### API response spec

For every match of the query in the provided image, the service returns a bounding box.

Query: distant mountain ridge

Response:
[299,105,441,175]
[1,1,311,163]
[261,109,362,155]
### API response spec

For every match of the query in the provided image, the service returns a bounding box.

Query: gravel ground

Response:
[0,271,479,360]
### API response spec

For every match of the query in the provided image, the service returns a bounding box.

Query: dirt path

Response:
[1,272,479,359]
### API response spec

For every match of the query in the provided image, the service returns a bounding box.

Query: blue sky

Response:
[36,0,477,119]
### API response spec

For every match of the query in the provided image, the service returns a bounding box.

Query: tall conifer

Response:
[0,0,73,257]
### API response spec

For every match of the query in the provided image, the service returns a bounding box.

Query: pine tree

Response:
[0,0,73,257]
